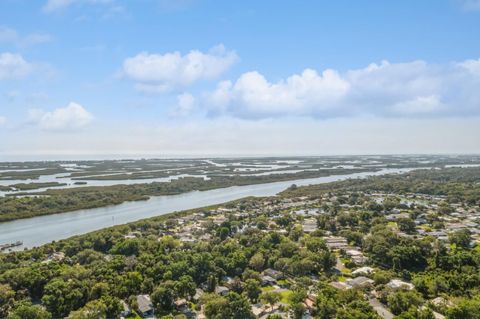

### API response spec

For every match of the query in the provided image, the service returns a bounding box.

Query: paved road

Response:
[368,298,394,319]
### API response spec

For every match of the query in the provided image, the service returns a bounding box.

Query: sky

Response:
[0,0,480,160]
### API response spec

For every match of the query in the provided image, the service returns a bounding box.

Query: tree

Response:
[261,291,281,312]
[315,294,337,319]
[123,271,143,295]
[290,302,305,319]
[387,290,423,315]
[335,300,380,319]
[152,285,175,313]
[0,284,14,318]
[395,307,435,319]
[249,253,265,271]
[203,292,254,319]
[99,296,123,319]
[67,300,107,319]
[207,274,217,293]
[175,275,196,299]
[304,236,327,253]
[446,296,480,319]
[244,279,261,303]
[7,302,52,319]
[41,279,87,318]
[202,294,227,319]
[449,229,472,249]
[223,292,255,319]
[217,227,230,240]
[397,217,416,234]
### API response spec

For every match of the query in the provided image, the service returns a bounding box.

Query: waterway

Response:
[0,167,415,250]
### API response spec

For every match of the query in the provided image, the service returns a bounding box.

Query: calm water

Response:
[0,168,414,250]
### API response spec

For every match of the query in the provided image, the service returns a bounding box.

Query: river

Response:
[0,167,415,250]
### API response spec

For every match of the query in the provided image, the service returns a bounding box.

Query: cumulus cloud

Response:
[42,0,113,13]
[207,69,349,117]
[0,52,32,80]
[205,58,480,118]
[0,27,52,47]
[171,93,195,116]
[122,44,238,92]
[29,102,94,131]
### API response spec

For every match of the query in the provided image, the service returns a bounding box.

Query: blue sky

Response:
[1,0,480,159]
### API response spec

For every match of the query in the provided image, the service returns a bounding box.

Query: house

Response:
[352,266,375,276]
[251,304,267,317]
[263,269,284,280]
[125,231,142,239]
[294,209,322,216]
[346,276,374,288]
[215,286,229,296]
[193,288,204,302]
[261,275,276,286]
[137,295,154,318]
[51,251,65,261]
[386,279,414,290]
[346,249,368,264]
[174,298,188,308]
[42,251,66,264]
[302,219,317,233]
[324,236,348,250]
[304,296,315,310]
[212,216,227,225]
[430,297,452,308]
[330,281,349,290]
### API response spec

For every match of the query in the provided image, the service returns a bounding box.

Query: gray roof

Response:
[137,294,153,314]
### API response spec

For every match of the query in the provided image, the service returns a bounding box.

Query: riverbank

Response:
[0,167,374,223]
[0,167,417,250]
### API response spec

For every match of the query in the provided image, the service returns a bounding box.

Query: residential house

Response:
[136,295,154,318]
[386,279,414,290]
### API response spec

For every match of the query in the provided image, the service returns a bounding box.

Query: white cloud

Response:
[0,27,52,47]
[205,58,480,118]
[458,0,480,11]
[171,93,195,116]
[29,102,94,131]
[43,0,113,13]
[459,58,480,75]
[390,95,444,115]
[207,69,349,117]
[0,52,32,80]
[0,116,6,126]
[123,44,238,92]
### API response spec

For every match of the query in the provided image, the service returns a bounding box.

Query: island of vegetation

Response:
[0,167,479,318]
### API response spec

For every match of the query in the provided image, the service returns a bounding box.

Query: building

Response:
[324,236,348,250]
[136,295,154,318]
[352,266,375,276]
[215,286,229,296]
[302,218,318,233]
[346,276,374,288]
[386,279,414,290]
